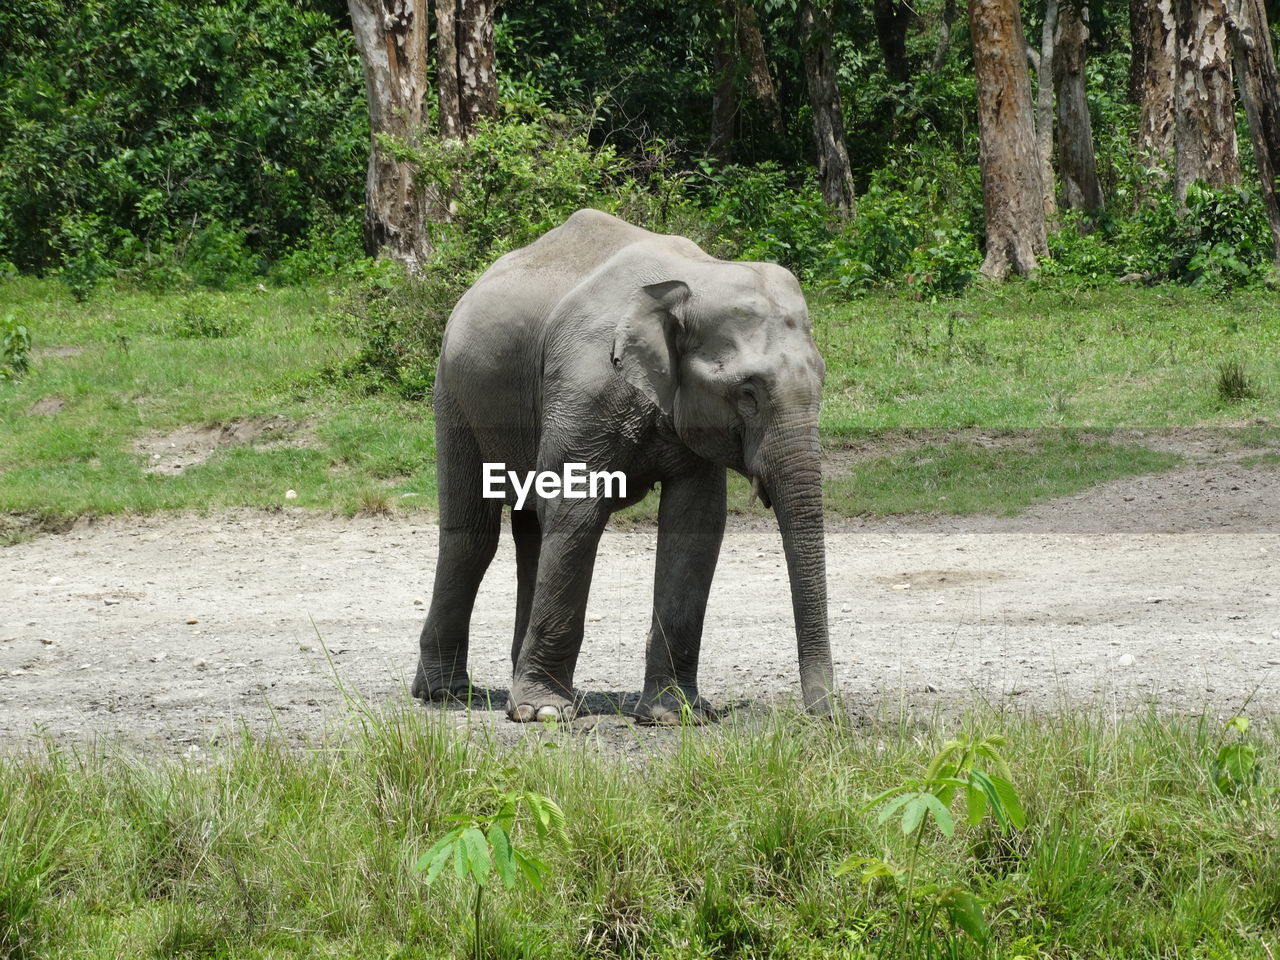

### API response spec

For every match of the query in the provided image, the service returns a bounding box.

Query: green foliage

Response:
[842,731,1026,947]
[165,293,242,340]
[329,266,457,399]
[1212,716,1263,799]
[823,149,982,297]
[0,0,366,280]
[0,703,1279,956]
[415,790,567,960]
[696,162,832,278]
[1047,183,1275,290]
[0,312,32,381]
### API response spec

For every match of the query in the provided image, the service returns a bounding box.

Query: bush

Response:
[330,268,457,399]
[1046,182,1275,291]
[165,293,242,339]
[1,311,32,380]
[0,0,366,277]
[822,148,982,297]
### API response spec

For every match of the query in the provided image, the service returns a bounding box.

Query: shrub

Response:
[822,148,982,297]
[166,293,241,339]
[1,311,32,380]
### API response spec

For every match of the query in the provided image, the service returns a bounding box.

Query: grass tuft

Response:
[1216,357,1258,404]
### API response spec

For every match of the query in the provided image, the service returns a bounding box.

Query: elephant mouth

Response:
[749,475,773,509]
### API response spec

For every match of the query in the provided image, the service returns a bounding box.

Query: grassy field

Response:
[2,701,1278,958]
[4,278,1280,958]
[3,277,1276,532]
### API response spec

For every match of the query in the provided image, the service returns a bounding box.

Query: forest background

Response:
[3,0,1280,394]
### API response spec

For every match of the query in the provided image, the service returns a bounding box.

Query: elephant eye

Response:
[736,381,759,419]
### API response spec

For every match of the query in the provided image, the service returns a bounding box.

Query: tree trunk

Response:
[437,0,497,139]
[1174,0,1240,203]
[737,2,784,132]
[1228,0,1280,262]
[1055,0,1105,218]
[873,0,914,83]
[969,0,1048,277]
[798,0,856,219]
[932,0,959,72]
[347,0,432,271]
[436,0,462,140]
[1133,0,1177,170]
[1032,0,1060,224]
[457,0,497,133]
[709,25,737,161]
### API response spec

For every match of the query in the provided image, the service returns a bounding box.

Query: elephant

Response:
[411,208,834,723]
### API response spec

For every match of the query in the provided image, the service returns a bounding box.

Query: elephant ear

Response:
[609,279,690,412]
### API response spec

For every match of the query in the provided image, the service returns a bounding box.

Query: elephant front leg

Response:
[639,466,727,724]
[508,501,609,722]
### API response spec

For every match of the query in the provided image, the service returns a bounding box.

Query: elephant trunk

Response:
[759,419,834,715]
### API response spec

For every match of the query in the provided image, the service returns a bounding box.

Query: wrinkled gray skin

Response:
[411,209,834,723]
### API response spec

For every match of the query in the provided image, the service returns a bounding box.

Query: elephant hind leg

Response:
[510,508,541,667]
[413,392,501,701]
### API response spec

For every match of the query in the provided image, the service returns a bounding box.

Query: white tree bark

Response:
[1174,0,1240,204]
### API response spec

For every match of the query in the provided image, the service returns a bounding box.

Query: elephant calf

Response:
[412,209,834,723]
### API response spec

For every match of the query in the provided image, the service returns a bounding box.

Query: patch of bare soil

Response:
[27,396,65,415]
[2,430,1278,755]
[31,345,86,360]
[133,416,316,475]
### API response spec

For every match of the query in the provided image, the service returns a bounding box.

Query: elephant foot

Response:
[411,662,473,703]
[506,679,579,723]
[637,686,718,725]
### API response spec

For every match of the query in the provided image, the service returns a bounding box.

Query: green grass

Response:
[826,434,1180,516]
[4,278,1278,531]
[2,702,1277,958]
[816,284,1280,432]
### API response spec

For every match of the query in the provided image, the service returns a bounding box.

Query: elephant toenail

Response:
[512,704,536,722]
[536,705,561,722]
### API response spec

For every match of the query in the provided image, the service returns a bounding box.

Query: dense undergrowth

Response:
[1,702,1277,958]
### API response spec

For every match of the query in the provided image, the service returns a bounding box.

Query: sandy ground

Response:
[3,435,1279,754]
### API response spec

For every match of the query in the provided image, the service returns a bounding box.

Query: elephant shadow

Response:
[430,686,757,723]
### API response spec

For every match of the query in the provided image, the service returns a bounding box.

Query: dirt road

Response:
[3,436,1279,752]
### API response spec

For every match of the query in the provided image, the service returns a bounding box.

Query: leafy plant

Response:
[1,311,31,381]
[414,790,567,960]
[166,294,240,340]
[1211,716,1262,800]
[839,732,1027,947]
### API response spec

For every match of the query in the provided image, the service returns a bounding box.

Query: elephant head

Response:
[608,246,835,714]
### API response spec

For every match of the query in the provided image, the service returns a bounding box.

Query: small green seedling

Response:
[414,790,567,960]
[1212,716,1260,800]
[838,732,1026,947]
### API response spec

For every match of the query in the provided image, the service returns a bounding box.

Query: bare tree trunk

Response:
[969,0,1048,278]
[1228,0,1280,262]
[347,0,432,271]
[873,0,914,82]
[798,0,856,218]
[709,24,737,161]
[1030,0,1060,224]
[737,3,784,132]
[1055,0,1105,218]
[932,0,959,72]
[436,0,462,140]
[1133,0,1177,170]
[457,0,497,133]
[1174,0,1240,203]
